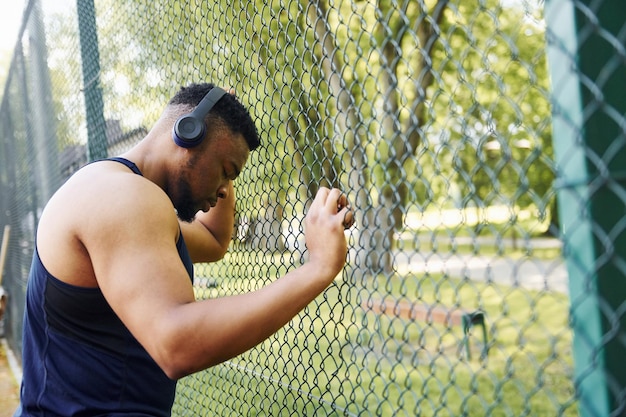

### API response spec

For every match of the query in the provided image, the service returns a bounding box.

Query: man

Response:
[15,83,353,416]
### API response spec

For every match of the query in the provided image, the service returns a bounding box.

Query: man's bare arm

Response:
[179,181,235,263]
[92,186,352,380]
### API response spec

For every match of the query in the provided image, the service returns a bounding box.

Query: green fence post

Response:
[77,0,107,161]
[546,0,626,416]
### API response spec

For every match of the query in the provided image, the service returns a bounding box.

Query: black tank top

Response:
[16,157,194,416]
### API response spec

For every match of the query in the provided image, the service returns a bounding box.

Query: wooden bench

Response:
[362,298,488,360]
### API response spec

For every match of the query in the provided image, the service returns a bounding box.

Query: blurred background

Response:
[1,0,625,416]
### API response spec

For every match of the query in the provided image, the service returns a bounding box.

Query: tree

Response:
[250,0,451,274]
[431,1,554,221]
[43,0,555,275]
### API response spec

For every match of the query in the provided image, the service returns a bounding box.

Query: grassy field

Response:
[174,262,575,415]
[173,206,576,416]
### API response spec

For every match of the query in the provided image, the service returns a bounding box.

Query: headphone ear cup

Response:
[172,114,206,148]
[172,86,227,148]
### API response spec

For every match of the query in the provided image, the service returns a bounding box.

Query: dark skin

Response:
[35,101,354,379]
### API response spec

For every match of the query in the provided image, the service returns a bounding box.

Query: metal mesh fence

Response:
[0,0,624,415]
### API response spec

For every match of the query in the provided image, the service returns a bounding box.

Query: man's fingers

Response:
[325,188,344,212]
[336,192,348,211]
[335,191,355,229]
[312,186,331,208]
[341,207,355,229]
[309,187,355,228]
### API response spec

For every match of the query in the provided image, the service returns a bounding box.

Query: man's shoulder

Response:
[43,160,176,235]
[36,159,178,286]
[63,160,165,205]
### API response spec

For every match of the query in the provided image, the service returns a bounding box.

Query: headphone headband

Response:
[191,87,227,120]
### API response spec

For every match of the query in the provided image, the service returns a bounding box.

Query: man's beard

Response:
[173,180,197,223]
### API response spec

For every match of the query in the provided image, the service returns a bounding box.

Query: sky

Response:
[0,0,25,85]
[0,0,26,53]
[0,0,71,84]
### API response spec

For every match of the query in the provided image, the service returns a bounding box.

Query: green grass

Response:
[173,205,574,416]
[174,257,576,416]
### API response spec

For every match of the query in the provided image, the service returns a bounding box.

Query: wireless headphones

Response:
[172,86,227,148]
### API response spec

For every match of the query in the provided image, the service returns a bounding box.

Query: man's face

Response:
[171,129,249,222]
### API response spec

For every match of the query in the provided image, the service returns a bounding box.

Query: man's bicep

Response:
[93,235,196,351]
[86,198,195,345]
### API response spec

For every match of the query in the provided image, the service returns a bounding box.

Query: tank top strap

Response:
[103,157,143,176]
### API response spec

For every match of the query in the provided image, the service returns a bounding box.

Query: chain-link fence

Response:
[1,0,624,415]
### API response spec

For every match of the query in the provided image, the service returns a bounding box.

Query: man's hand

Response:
[304,187,354,280]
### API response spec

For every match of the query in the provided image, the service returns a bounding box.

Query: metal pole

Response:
[545,0,626,416]
[77,0,107,161]
[28,0,59,201]
[5,47,28,357]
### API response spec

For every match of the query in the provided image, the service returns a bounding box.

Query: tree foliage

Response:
[43,0,555,271]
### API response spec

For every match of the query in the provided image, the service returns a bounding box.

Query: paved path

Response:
[393,251,569,293]
[349,234,569,294]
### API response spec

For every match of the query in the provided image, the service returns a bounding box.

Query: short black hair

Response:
[169,83,260,151]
